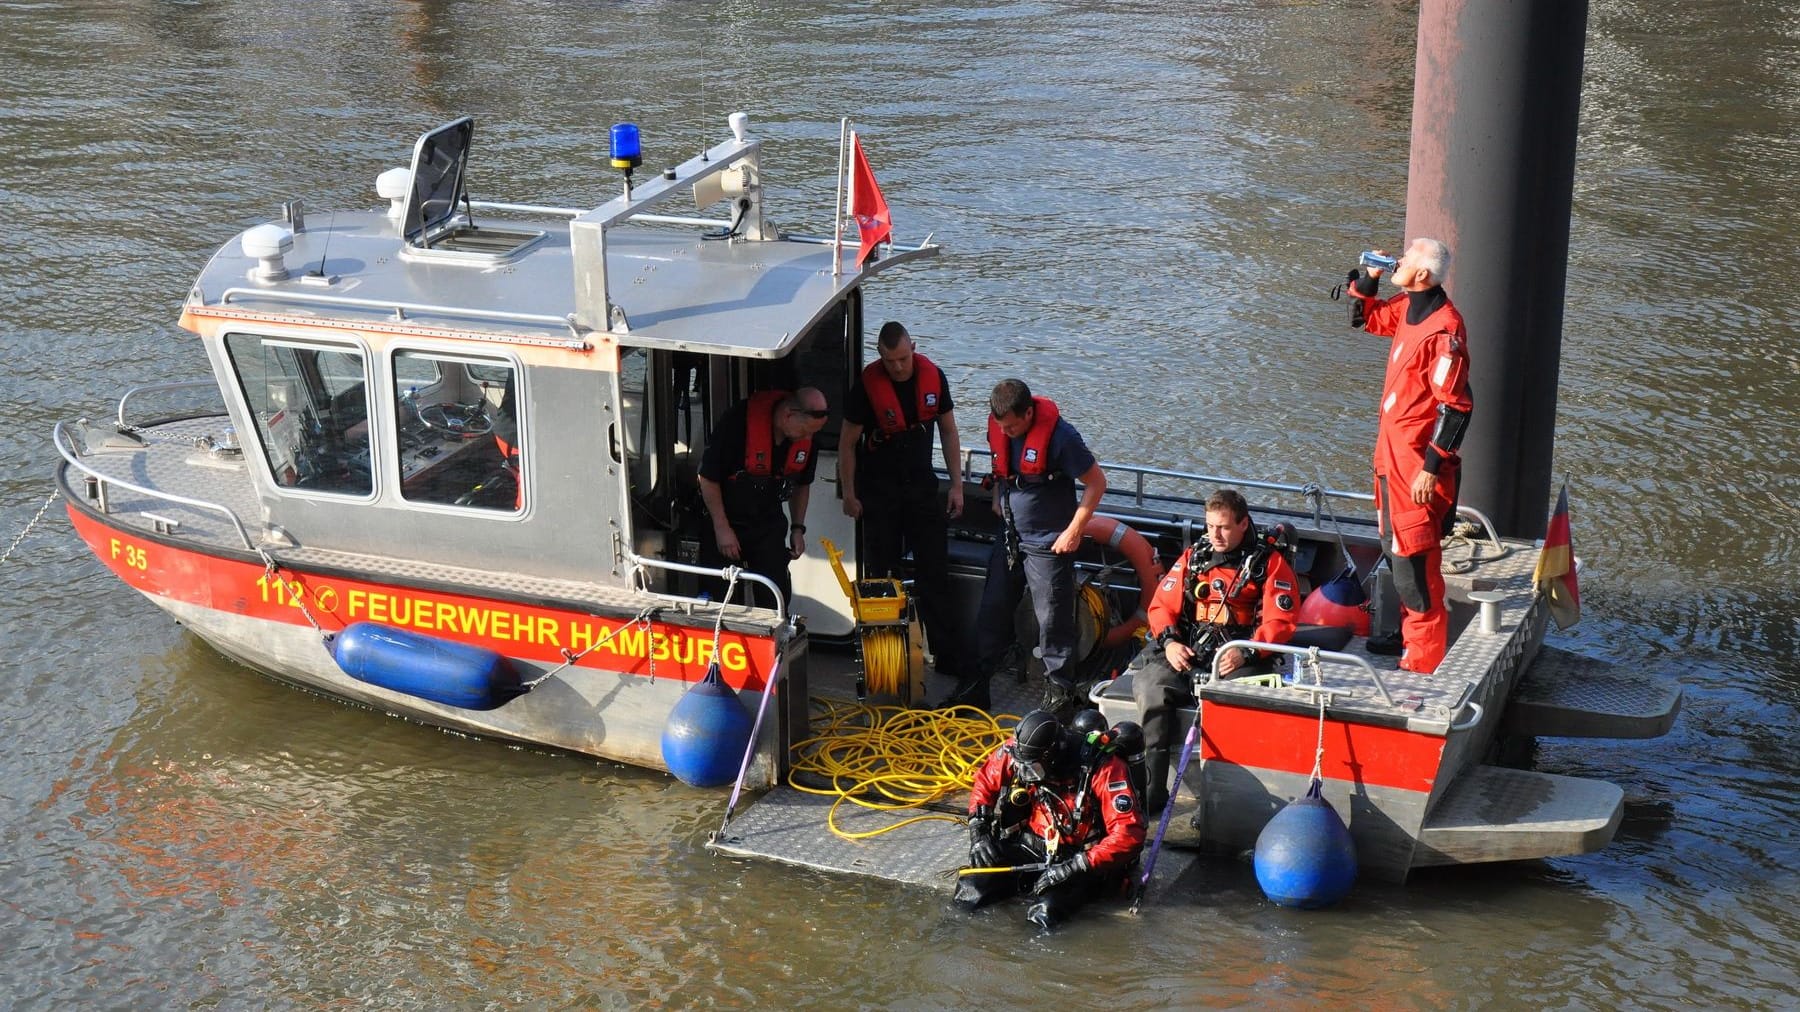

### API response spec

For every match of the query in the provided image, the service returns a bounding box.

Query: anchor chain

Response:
[0,490,61,568]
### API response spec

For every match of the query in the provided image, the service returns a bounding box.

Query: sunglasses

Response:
[800,409,830,419]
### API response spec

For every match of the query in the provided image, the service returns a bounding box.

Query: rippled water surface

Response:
[2,1,1797,1007]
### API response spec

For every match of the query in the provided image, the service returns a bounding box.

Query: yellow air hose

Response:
[788,699,1020,841]
[859,627,909,698]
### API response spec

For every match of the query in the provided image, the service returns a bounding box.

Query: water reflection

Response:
[4,0,1800,1005]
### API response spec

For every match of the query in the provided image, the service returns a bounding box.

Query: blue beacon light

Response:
[611,123,642,198]
[610,123,642,171]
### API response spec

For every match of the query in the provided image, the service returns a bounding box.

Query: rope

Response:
[0,490,60,568]
[1304,648,1328,783]
[788,699,1018,841]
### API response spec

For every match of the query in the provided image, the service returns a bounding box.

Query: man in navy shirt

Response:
[940,378,1107,714]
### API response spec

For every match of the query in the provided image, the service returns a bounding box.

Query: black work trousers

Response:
[1131,645,1277,754]
[861,479,974,680]
[699,511,791,612]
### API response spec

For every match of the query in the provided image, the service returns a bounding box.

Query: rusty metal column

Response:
[1405,0,1588,538]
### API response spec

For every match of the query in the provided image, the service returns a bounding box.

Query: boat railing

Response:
[115,379,225,431]
[625,552,787,623]
[53,419,259,553]
[1208,637,1397,706]
[958,446,1503,553]
[214,287,589,348]
[468,200,940,255]
[1208,638,1486,729]
[960,446,1367,520]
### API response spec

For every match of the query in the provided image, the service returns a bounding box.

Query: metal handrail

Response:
[217,287,584,341]
[469,201,739,231]
[625,552,787,622]
[958,445,1370,513]
[960,444,1513,549]
[53,420,258,552]
[1452,504,1505,555]
[116,380,221,430]
[1208,639,1396,707]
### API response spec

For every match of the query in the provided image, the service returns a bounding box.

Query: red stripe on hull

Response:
[67,508,779,689]
[1199,700,1445,794]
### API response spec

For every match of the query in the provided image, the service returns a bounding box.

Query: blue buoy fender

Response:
[1254,779,1358,909]
[661,663,753,787]
[331,621,521,710]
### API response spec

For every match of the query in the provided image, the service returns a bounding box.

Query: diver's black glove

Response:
[968,808,1002,869]
[1032,851,1090,895]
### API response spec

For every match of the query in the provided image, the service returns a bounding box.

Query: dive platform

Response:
[709,783,1202,898]
[1503,645,1684,738]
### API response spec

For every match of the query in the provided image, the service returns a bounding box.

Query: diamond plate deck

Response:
[1505,644,1683,738]
[1414,764,1623,866]
[709,786,970,891]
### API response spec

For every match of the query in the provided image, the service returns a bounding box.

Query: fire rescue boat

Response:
[54,113,1679,885]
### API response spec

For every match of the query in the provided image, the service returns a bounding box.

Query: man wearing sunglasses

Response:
[698,387,831,611]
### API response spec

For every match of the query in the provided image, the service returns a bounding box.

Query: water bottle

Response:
[1359,251,1398,272]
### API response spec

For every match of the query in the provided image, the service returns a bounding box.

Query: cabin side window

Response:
[224,334,373,496]
[391,350,522,512]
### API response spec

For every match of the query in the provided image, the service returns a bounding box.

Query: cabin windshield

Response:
[224,334,373,496]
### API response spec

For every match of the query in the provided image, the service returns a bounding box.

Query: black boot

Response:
[935,672,991,711]
[1040,678,1079,720]
[1142,747,1170,816]
[1365,631,1404,656]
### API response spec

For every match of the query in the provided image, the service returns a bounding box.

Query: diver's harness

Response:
[981,743,1105,859]
[1155,523,1293,679]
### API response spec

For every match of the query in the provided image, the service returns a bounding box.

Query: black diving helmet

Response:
[1008,709,1062,785]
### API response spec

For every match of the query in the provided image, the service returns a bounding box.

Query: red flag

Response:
[1533,484,1581,629]
[850,132,891,269]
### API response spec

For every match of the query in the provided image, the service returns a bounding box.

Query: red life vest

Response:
[861,353,944,436]
[987,396,1060,479]
[742,390,812,478]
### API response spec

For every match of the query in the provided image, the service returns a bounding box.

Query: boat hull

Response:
[67,505,797,784]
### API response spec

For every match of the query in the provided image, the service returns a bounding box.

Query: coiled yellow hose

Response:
[789,699,1020,841]
[860,627,909,698]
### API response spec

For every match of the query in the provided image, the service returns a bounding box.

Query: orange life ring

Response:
[1084,515,1162,649]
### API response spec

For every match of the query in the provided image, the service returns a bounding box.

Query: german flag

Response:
[1533,485,1580,629]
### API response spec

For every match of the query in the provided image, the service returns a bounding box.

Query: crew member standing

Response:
[940,379,1106,715]
[697,387,831,612]
[1346,237,1474,672]
[1131,489,1298,814]
[839,321,976,687]
[956,709,1145,930]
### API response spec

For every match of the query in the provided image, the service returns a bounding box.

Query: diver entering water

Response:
[955,709,1145,930]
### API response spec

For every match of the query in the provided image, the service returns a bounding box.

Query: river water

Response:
[2,1,1796,1007]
